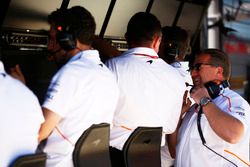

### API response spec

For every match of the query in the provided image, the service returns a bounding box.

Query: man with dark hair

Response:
[174,49,250,167]
[106,12,186,166]
[47,6,96,68]
[159,26,191,64]
[38,6,119,167]
[159,26,193,167]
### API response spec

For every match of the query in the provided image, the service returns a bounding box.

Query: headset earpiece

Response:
[165,41,178,59]
[56,24,76,51]
[204,80,229,99]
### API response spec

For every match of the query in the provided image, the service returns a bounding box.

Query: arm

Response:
[202,102,244,143]
[38,107,62,142]
[168,90,192,158]
[191,86,244,144]
[167,121,181,158]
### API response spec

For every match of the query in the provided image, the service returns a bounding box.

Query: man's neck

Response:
[68,44,92,57]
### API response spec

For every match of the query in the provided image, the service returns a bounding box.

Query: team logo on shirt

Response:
[46,82,60,100]
[147,60,153,64]
[0,73,6,77]
[233,106,245,116]
[236,111,245,116]
[46,94,54,100]
[47,87,58,94]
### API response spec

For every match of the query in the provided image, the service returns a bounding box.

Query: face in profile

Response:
[47,26,69,67]
[158,41,177,64]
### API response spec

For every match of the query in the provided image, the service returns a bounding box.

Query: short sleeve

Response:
[42,69,77,117]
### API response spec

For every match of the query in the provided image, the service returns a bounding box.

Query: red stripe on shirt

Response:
[220,94,232,112]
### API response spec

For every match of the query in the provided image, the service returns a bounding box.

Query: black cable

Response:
[197,107,238,167]
[197,108,206,144]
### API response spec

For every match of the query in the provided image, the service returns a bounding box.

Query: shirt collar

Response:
[123,47,159,58]
[172,61,189,69]
[68,49,101,64]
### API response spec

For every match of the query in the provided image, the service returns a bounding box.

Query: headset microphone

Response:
[185,82,193,87]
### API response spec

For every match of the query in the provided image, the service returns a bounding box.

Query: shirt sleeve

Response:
[221,94,250,132]
[42,68,77,117]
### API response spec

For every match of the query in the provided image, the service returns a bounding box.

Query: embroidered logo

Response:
[147,60,153,64]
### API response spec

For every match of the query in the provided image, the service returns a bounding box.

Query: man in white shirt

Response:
[0,60,44,167]
[106,12,186,167]
[38,6,119,167]
[175,49,250,167]
[159,26,194,167]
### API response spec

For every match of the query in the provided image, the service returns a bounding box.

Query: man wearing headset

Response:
[37,6,119,167]
[159,26,194,167]
[159,26,192,86]
[174,49,250,167]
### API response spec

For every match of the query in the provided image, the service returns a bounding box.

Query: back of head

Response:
[126,12,162,47]
[198,48,231,80]
[48,6,96,50]
[160,26,190,64]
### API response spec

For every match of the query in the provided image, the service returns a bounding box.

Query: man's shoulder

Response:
[106,54,133,66]
[220,88,244,101]
[216,88,250,110]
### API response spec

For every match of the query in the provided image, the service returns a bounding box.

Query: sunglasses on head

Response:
[188,63,215,71]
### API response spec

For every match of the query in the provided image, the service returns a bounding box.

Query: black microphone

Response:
[185,82,193,87]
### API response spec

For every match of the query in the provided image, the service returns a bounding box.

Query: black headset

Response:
[56,24,76,51]
[54,9,77,51]
[204,80,230,99]
[165,41,179,59]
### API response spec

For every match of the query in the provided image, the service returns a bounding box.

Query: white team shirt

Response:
[161,61,194,167]
[0,61,44,167]
[106,47,186,150]
[42,50,119,167]
[175,87,250,167]
[171,61,193,88]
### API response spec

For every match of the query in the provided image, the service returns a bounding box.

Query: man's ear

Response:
[152,35,162,53]
[216,66,225,79]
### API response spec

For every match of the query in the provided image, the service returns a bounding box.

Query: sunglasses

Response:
[188,63,215,71]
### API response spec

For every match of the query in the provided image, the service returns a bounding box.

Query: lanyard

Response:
[134,53,158,59]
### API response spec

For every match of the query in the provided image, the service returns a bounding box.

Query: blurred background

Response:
[0,0,250,102]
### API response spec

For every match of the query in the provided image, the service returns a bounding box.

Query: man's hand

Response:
[190,86,210,105]
[181,90,192,117]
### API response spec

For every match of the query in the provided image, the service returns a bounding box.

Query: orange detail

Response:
[55,126,74,146]
[220,94,232,112]
[120,125,132,131]
[224,149,250,166]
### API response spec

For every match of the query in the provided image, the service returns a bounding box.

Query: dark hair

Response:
[160,26,190,64]
[126,12,162,46]
[48,6,96,45]
[197,49,231,79]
